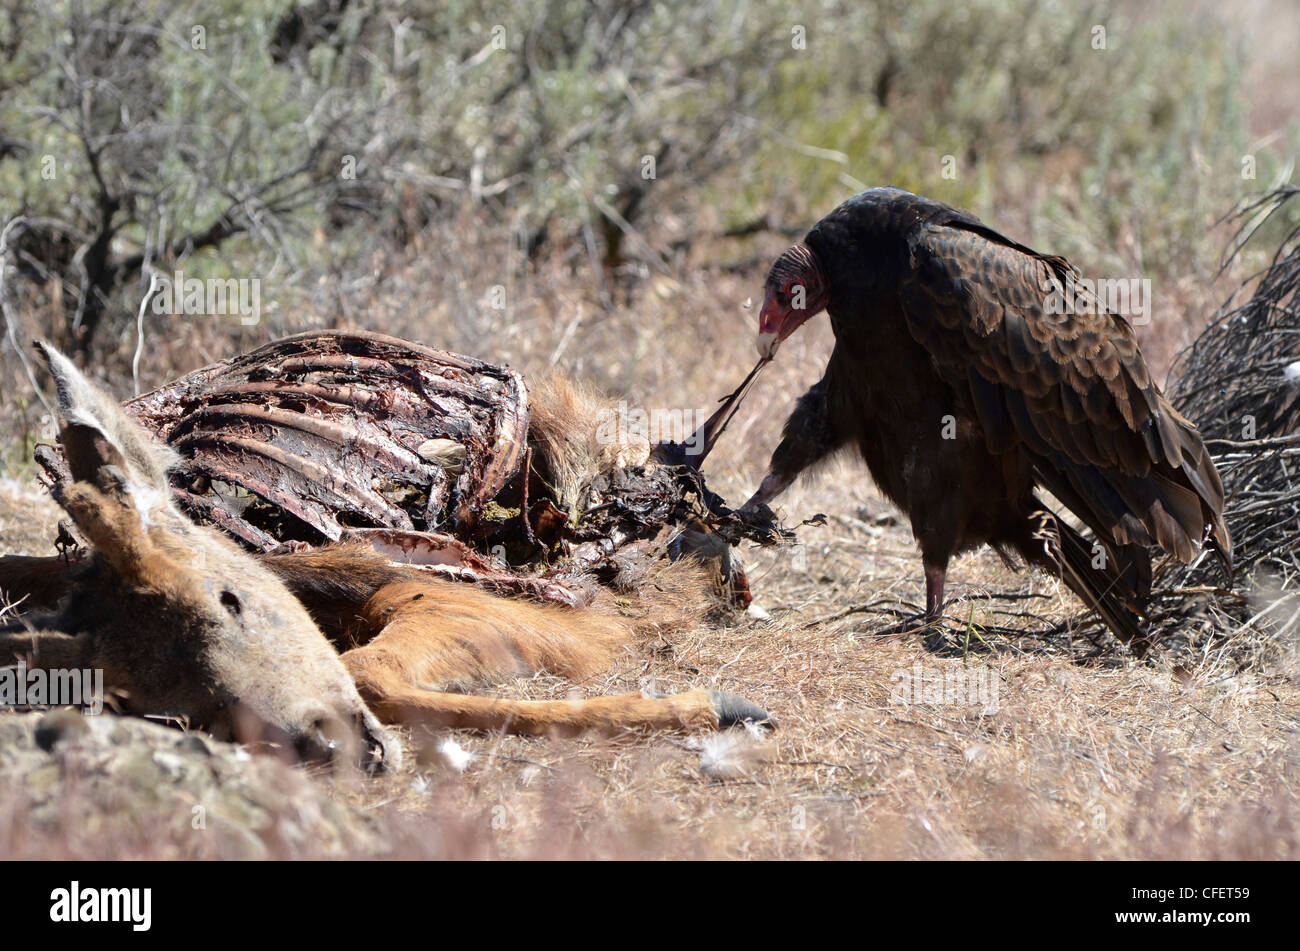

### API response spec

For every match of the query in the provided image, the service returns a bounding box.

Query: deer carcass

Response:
[1,341,774,768]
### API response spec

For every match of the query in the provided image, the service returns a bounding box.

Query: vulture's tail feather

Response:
[1026,505,1153,655]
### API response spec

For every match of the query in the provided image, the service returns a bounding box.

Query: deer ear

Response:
[37,342,180,497]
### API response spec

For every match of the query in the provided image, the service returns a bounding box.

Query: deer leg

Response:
[340,580,770,736]
[0,555,78,612]
[344,670,741,736]
[0,629,91,670]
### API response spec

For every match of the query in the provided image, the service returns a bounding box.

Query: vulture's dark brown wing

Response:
[896,217,1230,566]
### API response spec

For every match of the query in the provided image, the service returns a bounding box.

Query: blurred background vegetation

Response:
[0,0,1296,483]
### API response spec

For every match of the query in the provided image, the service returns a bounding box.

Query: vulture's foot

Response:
[869,611,943,640]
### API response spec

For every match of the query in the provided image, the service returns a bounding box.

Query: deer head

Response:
[0,344,400,770]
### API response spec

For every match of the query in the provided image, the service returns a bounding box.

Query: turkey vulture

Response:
[742,187,1230,650]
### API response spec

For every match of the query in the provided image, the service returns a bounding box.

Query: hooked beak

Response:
[756,293,785,359]
[756,286,824,359]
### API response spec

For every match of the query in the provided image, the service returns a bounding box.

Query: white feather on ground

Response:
[696,721,771,780]
[438,738,475,772]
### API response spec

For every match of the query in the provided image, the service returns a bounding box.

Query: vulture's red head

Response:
[756,243,830,358]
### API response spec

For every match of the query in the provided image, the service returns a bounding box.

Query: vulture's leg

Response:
[923,559,947,620]
[865,559,948,639]
[741,370,849,512]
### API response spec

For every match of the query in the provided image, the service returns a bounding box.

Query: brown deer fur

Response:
[526,372,650,518]
[0,347,767,768]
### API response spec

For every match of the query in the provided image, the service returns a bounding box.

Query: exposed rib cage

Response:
[122,330,528,551]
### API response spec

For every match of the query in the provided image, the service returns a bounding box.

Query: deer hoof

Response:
[709,691,773,730]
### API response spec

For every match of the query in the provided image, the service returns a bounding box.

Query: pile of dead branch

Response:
[1144,186,1300,664]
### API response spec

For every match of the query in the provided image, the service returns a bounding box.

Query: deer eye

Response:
[219,590,243,617]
